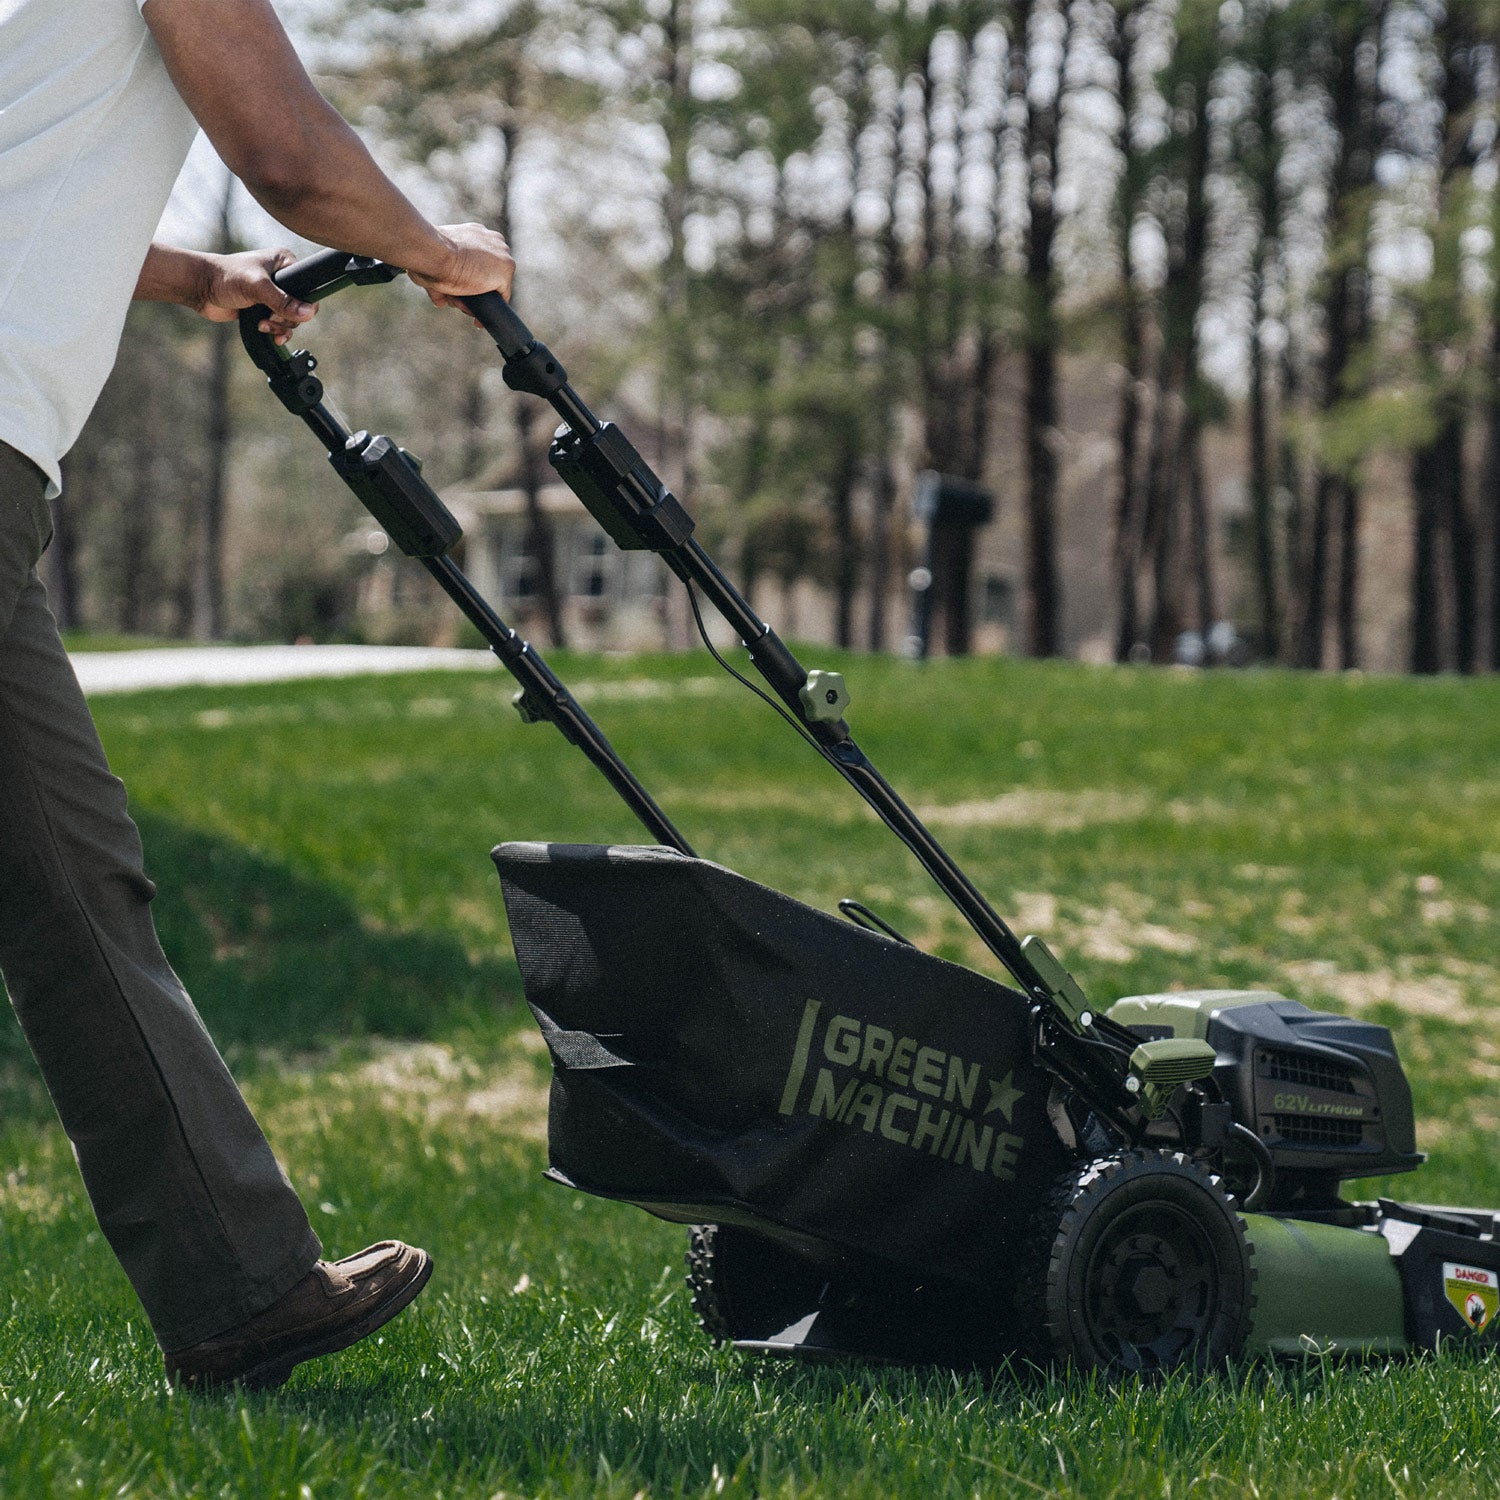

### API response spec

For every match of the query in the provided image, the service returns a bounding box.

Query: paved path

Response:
[71,644,499,695]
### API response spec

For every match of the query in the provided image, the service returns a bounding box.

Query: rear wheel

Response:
[1020,1150,1254,1374]
[686,1224,1018,1365]
[685,1224,831,1347]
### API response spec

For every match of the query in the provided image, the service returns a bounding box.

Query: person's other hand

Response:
[409,223,517,310]
[196,248,318,343]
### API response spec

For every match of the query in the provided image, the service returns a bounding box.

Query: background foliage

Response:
[55,0,1500,670]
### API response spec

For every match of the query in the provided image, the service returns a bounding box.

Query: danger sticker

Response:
[1443,1263,1499,1333]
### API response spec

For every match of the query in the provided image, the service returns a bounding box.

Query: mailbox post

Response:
[907,470,995,658]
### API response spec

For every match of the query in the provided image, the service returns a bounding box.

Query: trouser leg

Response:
[0,443,320,1351]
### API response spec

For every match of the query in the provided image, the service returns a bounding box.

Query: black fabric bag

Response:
[495,842,1069,1290]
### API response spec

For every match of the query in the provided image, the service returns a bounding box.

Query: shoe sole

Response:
[223,1249,433,1392]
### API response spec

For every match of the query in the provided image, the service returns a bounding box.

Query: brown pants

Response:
[0,442,319,1352]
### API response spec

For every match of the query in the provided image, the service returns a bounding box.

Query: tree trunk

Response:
[1489,191,1500,671]
[1244,3,1282,658]
[1296,474,1335,668]
[1247,277,1278,657]
[1185,422,1216,634]
[867,454,895,652]
[832,52,870,650]
[1410,1,1480,673]
[660,0,696,649]
[831,437,858,649]
[868,60,909,653]
[1277,319,1308,664]
[1016,0,1072,658]
[1335,477,1361,670]
[1111,0,1146,662]
[1410,446,1443,673]
[1144,1,1218,664]
[1174,25,1215,645]
[1305,3,1384,671]
[965,17,1014,499]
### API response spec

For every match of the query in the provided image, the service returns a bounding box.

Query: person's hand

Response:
[409,223,517,311]
[195,248,318,343]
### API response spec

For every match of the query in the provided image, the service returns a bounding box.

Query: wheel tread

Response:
[1015,1148,1257,1374]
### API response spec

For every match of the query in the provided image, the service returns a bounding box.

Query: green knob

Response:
[800,670,850,723]
[1128,1037,1218,1119]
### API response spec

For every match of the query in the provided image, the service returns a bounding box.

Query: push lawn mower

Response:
[242,251,1500,1374]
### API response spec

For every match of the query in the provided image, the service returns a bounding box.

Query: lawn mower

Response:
[242,250,1500,1373]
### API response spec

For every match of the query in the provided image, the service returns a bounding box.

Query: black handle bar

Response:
[268,250,532,359]
[271,249,403,304]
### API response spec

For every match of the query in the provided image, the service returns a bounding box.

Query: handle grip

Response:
[459,290,535,360]
[266,254,534,359]
[271,249,404,303]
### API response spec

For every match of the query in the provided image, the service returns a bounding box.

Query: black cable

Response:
[837,899,915,946]
[1227,1121,1276,1211]
[684,578,1137,1071]
[683,579,835,765]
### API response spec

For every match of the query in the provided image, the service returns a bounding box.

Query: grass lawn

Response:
[2,651,1499,1498]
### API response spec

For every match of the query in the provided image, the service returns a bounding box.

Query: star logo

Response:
[986,1070,1024,1123]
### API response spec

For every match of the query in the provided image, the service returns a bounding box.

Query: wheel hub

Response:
[1084,1204,1217,1369]
[1121,1257,1174,1317]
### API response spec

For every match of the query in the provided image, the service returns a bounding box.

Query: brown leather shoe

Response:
[164,1241,433,1391]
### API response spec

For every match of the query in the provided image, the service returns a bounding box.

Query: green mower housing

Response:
[1111,991,1498,1357]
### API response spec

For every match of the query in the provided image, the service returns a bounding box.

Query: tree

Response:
[1108,0,1149,661]
[1012,0,1076,657]
[1290,0,1387,670]
[1409,0,1483,674]
[1233,0,1290,660]
[1134,0,1222,662]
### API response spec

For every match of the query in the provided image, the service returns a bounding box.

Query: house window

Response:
[498,527,538,602]
[571,529,616,600]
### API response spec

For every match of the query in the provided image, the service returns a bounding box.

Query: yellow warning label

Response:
[1443,1262,1499,1333]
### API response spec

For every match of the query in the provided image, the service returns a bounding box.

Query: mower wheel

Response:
[686,1225,734,1346]
[1019,1149,1255,1375]
[686,1224,833,1348]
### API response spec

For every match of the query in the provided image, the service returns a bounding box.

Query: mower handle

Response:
[257,247,1140,1128]
[269,250,534,360]
[271,248,402,304]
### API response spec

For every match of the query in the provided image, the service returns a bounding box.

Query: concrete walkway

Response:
[71,644,499,696]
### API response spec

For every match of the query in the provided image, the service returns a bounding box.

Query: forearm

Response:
[133,243,214,309]
[142,0,512,306]
[234,99,456,278]
[142,0,455,280]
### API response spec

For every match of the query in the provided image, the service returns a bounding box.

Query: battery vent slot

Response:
[1263,1049,1358,1095]
[1271,1113,1364,1148]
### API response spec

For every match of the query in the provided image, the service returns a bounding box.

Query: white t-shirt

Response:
[0,0,196,496]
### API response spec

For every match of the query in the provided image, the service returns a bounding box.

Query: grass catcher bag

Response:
[494,841,1068,1293]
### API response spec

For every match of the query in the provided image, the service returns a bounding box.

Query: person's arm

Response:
[134,244,317,343]
[139,0,514,307]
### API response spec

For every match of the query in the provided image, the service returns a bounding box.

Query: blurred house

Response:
[445,480,671,650]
